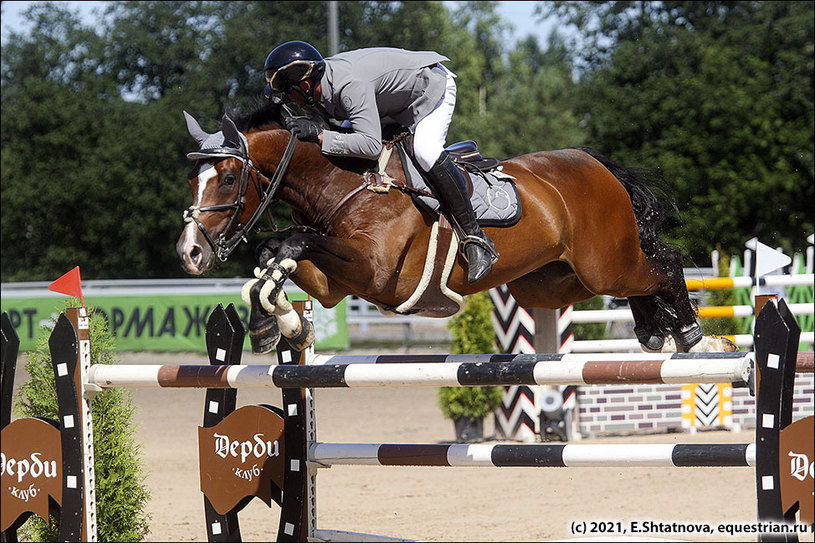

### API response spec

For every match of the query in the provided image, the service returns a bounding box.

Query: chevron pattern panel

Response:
[490,286,535,354]
[681,383,733,429]
[557,305,574,353]
[490,285,537,442]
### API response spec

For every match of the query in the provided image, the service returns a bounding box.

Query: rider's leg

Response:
[426,152,497,283]
[414,65,498,284]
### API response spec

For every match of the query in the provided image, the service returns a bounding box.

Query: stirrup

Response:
[459,235,499,263]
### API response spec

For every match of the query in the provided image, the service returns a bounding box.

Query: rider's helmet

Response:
[264,41,325,100]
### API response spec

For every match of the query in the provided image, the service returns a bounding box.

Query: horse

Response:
[176,100,737,354]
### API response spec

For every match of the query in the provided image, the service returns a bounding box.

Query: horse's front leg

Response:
[241,236,314,353]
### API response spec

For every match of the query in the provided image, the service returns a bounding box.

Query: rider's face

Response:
[285,87,307,106]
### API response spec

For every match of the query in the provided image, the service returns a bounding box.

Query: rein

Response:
[184,132,298,261]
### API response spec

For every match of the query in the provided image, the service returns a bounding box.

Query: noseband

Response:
[183,132,298,261]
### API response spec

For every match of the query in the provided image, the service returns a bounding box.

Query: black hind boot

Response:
[426,152,498,283]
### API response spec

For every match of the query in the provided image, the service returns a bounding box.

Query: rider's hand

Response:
[285,117,322,143]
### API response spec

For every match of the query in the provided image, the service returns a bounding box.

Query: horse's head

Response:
[176,111,268,274]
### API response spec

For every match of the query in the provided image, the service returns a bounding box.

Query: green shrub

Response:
[437,291,503,420]
[573,296,607,340]
[14,301,151,542]
[700,255,742,337]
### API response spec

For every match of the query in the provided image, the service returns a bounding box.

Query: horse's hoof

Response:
[286,314,315,352]
[638,334,666,353]
[688,336,739,353]
[641,335,678,353]
[249,319,281,354]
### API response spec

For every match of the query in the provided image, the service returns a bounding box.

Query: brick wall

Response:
[575,372,813,437]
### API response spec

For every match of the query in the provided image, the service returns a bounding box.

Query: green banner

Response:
[1,293,347,352]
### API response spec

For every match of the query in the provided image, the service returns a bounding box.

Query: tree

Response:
[6,1,808,281]
[547,1,814,261]
[477,32,585,159]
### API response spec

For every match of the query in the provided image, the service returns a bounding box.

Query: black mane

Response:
[229,99,284,132]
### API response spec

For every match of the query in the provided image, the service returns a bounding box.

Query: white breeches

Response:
[413,65,457,172]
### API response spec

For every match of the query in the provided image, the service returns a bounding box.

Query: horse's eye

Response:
[223,173,237,186]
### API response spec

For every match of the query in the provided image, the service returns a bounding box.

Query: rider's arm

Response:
[320,82,383,160]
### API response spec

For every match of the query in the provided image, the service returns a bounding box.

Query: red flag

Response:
[48,266,85,307]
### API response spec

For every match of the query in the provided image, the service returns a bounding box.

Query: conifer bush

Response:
[14,301,151,541]
[437,291,503,421]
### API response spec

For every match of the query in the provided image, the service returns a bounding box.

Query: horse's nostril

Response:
[189,245,202,266]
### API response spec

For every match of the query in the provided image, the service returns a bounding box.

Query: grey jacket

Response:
[318,47,450,160]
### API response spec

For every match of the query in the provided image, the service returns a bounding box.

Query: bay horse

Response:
[176,100,736,354]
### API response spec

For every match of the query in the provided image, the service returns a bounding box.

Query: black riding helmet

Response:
[264,41,325,101]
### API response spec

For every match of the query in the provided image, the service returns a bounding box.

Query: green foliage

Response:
[437,291,503,420]
[572,296,606,340]
[700,253,742,338]
[2,1,812,280]
[548,1,814,262]
[14,300,151,542]
[437,383,504,420]
[447,290,498,354]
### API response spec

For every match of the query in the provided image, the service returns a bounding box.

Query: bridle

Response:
[183,128,298,262]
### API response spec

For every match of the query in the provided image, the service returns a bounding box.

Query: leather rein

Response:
[183,125,432,257]
[183,132,298,261]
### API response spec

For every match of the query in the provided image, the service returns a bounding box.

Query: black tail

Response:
[572,147,681,258]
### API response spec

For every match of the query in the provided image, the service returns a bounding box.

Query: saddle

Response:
[387,134,522,227]
[445,140,500,172]
[355,133,521,318]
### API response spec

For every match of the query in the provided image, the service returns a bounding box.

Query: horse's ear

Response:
[184,111,212,145]
[221,114,247,154]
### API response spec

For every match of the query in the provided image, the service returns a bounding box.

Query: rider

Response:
[262,41,498,284]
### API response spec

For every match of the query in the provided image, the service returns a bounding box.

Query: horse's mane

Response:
[228,99,284,132]
[226,98,376,175]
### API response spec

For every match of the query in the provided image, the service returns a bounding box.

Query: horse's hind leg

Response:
[628,295,672,352]
[641,248,736,352]
[639,245,707,352]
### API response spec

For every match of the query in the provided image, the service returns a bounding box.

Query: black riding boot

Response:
[426,152,498,283]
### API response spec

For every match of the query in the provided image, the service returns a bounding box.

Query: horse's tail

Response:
[572,146,681,259]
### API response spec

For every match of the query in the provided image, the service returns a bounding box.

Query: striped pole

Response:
[309,442,756,468]
[568,303,814,323]
[86,353,753,390]
[566,332,814,352]
[685,274,813,290]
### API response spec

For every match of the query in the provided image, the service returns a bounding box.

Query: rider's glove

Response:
[285,117,322,143]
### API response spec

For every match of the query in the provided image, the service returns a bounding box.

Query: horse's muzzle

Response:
[176,229,214,275]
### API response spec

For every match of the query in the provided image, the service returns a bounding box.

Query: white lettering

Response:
[30,453,43,478]
[213,433,230,459]
[211,433,281,464]
[788,451,814,482]
[0,452,58,483]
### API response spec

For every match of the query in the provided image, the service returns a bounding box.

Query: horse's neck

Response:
[252,132,363,230]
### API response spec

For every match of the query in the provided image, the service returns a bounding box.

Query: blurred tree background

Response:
[2,1,813,281]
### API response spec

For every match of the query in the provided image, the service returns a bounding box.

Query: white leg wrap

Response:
[257,258,298,314]
[261,289,302,339]
[276,310,302,339]
[279,258,297,273]
[259,281,278,314]
[272,288,293,314]
[241,278,261,306]
[685,335,738,353]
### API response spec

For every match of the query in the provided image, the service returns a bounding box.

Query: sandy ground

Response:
[12,349,813,542]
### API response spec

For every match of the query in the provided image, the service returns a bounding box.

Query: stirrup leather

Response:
[459,235,500,263]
